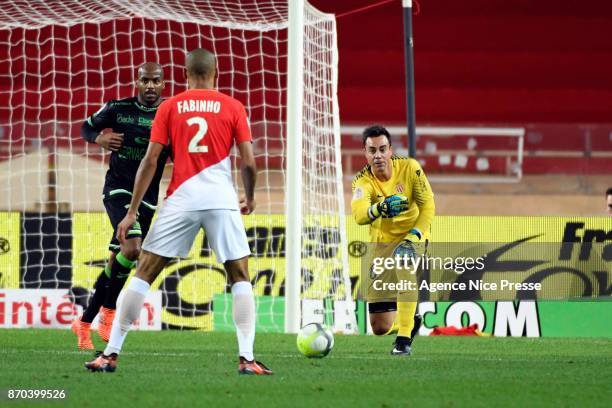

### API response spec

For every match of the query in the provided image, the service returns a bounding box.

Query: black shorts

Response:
[103,194,155,253]
[368,301,397,314]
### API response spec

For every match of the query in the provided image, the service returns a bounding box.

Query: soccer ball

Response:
[296,323,334,358]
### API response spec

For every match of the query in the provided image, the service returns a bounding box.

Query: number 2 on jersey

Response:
[187,116,209,153]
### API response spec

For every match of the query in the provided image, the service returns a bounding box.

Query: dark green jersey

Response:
[83,97,168,208]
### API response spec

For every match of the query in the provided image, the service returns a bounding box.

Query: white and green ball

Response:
[296,323,334,358]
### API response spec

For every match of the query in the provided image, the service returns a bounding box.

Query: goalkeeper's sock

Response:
[397,301,417,338]
[104,277,149,355]
[103,252,135,309]
[82,267,111,323]
[232,281,255,361]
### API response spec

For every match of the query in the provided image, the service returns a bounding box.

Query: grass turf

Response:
[1,330,611,407]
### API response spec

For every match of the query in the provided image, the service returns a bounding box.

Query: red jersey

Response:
[150,89,252,210]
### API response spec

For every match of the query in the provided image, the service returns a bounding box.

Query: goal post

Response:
[285,1,356,333]
[284,0,305,334]
[0,0,356,334]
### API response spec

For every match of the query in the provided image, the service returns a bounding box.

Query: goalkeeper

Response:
[71,62,168,350]
[351,125,435,356]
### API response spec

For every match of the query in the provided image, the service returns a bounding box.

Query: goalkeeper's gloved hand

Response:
[368,195,408,220]
[392,228,423,260]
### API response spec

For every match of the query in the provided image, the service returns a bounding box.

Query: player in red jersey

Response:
[85,48,272,375]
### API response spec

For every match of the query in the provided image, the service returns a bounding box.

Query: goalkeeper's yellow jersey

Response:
[351,156,435,243]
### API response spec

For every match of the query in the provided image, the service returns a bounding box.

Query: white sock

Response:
[232,281,255,361]
[104,277,150,355]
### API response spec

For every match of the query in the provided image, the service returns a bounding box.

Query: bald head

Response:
[138,62,163,78]
[186,48,217,79]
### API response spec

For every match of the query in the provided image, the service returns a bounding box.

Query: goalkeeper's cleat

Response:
[71,318,94,351]
[238,357,274,375]
[390,336,413,356]
[85,351,117,372]
[411,313,423,340]
[97,306,116,342]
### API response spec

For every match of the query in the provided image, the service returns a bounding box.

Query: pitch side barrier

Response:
[1,213,610,336]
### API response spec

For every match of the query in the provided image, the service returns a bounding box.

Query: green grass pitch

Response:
[1,330,611,407]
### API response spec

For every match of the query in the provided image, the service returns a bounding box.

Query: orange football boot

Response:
[238,357,273,375]
[85,351,118,372]
[97,307,116,342]
[71,318,94,350]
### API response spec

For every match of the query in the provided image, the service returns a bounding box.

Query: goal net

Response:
[0,0,355,333]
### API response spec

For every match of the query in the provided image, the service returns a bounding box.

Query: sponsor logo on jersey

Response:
[118,146,147,160]
[134,136,149,145]
[117,113,135,124]
[395,184,404,193]
[138,116,153,128]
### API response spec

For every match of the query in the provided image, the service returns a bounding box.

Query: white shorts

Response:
[142,206,251,263]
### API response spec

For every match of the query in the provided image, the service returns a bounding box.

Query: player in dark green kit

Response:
[71,62,168,350]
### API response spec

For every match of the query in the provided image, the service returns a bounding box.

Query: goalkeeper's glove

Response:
[392,228,423,260]
[368,195,409,220]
